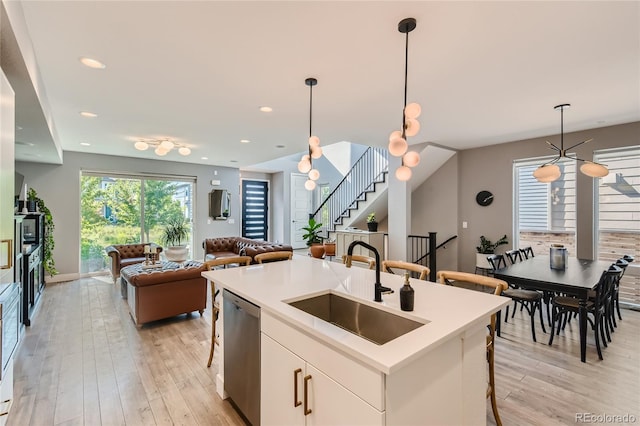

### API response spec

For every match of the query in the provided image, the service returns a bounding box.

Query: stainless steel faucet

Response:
[345,240,393,302]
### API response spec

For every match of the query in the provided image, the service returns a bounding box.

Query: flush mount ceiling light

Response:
[297,77,323,191]
[79,57,106,69]
[388,18,422,182]
[134,138,191,157]
[80,111,98,118]
[533,104,609,183]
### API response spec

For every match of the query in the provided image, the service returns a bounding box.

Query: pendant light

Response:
[298,77,322,190]
[533,104,608,183]
[388,18,422,182]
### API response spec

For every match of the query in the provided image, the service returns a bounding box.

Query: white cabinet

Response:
[335,231,385,260]
[261,333,383,426]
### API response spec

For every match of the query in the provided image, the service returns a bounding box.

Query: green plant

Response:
[27,188,57,276]
[161,217,189,247]
[301,218,323,246]
[367,212,376,223]
[476,235,509,254]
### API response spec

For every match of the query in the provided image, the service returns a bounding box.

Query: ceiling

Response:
[7,1,640,169]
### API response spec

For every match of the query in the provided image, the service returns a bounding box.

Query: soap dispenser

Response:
[400,272,414,311]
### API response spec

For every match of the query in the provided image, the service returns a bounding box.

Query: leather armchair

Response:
[105,243,162,282]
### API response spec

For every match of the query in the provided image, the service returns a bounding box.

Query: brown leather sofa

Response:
[121,260,207,326]
[105,243,163,282]
[202,237,293,262]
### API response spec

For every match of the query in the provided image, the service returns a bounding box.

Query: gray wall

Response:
[16,151,240,280]
[411,155,460,272]
[455,121,639,273]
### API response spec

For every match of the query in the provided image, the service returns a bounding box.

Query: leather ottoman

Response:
[121,261,207,327]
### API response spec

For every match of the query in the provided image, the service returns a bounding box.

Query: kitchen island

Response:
[202,254,509,425]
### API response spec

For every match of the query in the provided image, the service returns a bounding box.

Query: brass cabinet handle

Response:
[293,368,302,407]
[303,374,312,416]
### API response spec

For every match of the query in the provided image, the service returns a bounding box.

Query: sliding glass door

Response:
[80,172,194,274]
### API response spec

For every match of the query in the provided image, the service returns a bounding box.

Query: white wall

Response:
[16,151,240,280]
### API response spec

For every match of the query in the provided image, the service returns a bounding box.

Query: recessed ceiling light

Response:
[259,106,273,112]
[80,111,98,118]
[230,160,238,163]
[16,126,23,130]
[240,139,250,144]
[80,142,91,146]
[276,145,285,148]
[201,157,208,160]
[80,57,106,69]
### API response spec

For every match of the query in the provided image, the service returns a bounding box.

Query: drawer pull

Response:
[293,368,302,407]
[303,374,312,416]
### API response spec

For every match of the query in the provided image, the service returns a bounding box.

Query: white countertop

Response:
[202,254,509,375]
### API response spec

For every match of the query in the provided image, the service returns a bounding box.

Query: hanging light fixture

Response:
[134,138,192,157]
[388,17,421,182]
[533,104,609,183]
[297,77,322,191]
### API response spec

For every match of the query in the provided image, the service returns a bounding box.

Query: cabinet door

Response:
[261,333,306,426]
[306,363,384,426]
[0,70,15,285]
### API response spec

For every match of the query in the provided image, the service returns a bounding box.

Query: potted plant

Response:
[302,218,325,259]
[162,217,190,262]
[27,188,38,213]
[26,188,57,276]
[476,234,509,269]
[366,212,378,232]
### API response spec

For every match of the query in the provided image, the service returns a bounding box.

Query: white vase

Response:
[476,253,491,269]
[165,245,189,262]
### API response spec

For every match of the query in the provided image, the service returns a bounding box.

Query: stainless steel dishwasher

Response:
[224,289,261,425]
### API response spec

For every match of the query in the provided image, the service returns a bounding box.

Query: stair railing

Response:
[408,233,458,281]
[311,146,388,234]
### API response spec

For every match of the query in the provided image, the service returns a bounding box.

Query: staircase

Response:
[311,146,388,234]
[311,143,457,238]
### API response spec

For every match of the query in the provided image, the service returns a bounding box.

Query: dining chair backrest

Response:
[594,265,623,309]
[342,254,376,270]
[255,251,293,264]
[615,258,629,276]
[622,254,634,264]
[382,260,430,280]
[437,270,508,296]
[505,249,523,265]
[486,254,506,271]
[205,255,252,270]
[520,246,535,260]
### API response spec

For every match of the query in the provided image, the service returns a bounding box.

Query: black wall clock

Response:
[476,190,494,207]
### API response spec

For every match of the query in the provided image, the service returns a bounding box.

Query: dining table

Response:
[494,255,613,362]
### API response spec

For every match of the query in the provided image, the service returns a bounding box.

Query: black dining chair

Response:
[505,249,523,265]
[549,264,622,360]
[519,246,535,260]
[609,257,629,328]
[487,254,546,342]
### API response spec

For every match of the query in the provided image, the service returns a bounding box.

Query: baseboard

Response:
[45,271,111,284]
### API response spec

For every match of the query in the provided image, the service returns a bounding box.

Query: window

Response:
[595,146,640,307]
[80,172,195,274]
[513,158,576,254]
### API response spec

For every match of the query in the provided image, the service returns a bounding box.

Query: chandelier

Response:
[388,17,421,182]
[134,138,191,157]
[297,77,323,191]
[533,104,608,183]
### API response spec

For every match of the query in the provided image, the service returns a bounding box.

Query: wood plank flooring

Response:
[7,276,640,425]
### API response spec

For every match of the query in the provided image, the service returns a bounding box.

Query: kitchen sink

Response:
[287,292,427,345]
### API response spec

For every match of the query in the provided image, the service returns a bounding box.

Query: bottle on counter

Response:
[400,272,414,311]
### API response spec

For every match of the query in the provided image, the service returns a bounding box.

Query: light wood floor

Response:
[7,277,640,425]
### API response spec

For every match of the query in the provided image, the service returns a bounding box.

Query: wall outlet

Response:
[228,219,235,224]
[211,179,221,186]
[462,221,468,229]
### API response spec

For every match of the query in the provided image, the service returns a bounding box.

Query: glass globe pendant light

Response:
[299,77,322,190]
[389,18,422,182]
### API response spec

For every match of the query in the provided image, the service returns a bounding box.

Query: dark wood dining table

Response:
[494,255,612,362]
